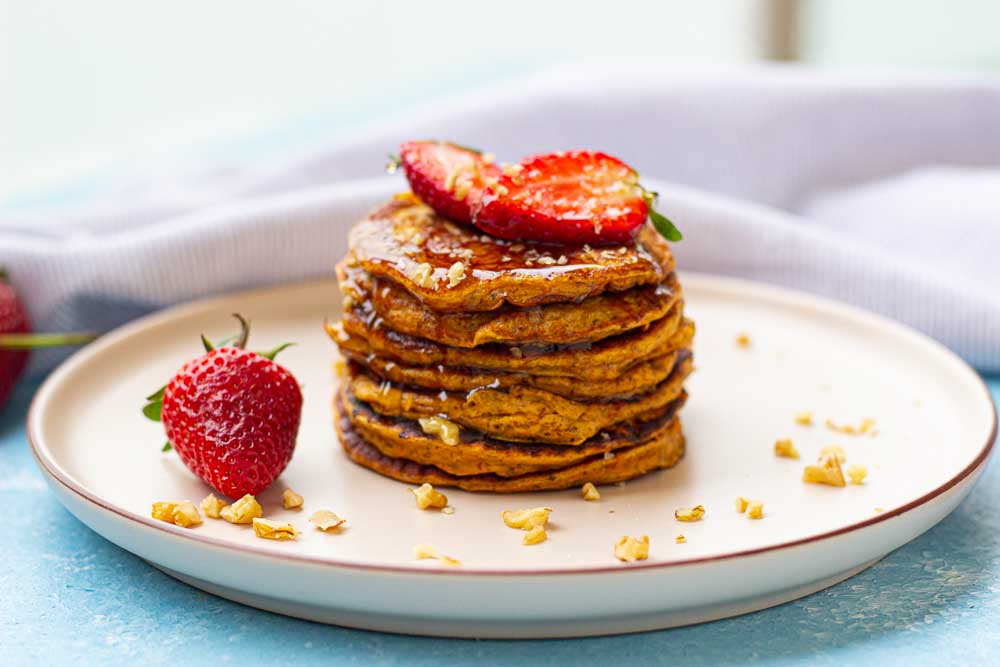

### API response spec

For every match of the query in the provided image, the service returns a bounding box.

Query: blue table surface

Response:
[2,375,998,666]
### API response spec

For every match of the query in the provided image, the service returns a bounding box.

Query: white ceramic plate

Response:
[29,274,996,638]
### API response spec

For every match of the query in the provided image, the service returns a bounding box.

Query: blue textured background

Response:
[2,375,997,666]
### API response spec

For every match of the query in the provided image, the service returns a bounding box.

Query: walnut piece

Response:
[847,464,868,485]
[309,509,346,531]
[447,261,466,287]
[412,543,460,566]
[735,333,751,348]
[282,489,304,510]
[581,482,601,501]
[406,262,437,289]
[675,535,686,544]
[818,444,846,463]
[252,517,299,541]
[795,411,813,426]
[220,494,263,524]
[200,493,226,519]
[502,507,552,530]
[411,483,449,510]
[418,416,460,446]
[774,438,800,459]
[614,535,650,562]
[747,501,764,520]
[674,505,705,522]
[802,454,846,487]
[735,496,750,513]
[152,500,202,528]
[523,525,548,545]
[826,417,877,437]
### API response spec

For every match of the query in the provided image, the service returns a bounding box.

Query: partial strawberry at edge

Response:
[399,141,500,224]
[474,151,649,246]
[0,275,31,411]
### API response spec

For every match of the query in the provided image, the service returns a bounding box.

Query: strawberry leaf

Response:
[142,400,163,422]
[145,385,166,402]
[258,342,295,361]
[386,154,401,173]
[200,334,215,352]
[161,441,173,452]
[649,208,683,242]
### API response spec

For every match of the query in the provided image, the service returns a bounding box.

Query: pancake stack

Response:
[327,194,694,492]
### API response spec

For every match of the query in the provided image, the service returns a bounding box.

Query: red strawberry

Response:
[0,270,95,413]
[395,141,500,224]
[143,314,302,498]
[475,150,682,246]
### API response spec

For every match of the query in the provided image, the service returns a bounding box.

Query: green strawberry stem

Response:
[0,332,97,349]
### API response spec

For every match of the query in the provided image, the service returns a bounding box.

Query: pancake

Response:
[329,307,693,382]
[339,348,684,401]
[336,403,686,492]
[339,261,681,348]
[348,195,675,312]
[337,389,686,477]
[347,356,693,445]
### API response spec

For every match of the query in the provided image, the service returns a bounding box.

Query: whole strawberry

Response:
[143,314,302,498]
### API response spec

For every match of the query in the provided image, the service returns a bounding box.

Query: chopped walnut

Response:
[200,493,226,519]
[735,496,750,513]
[802,454,846,487]
[411,483,449,510]
[413,543,460,566]
[510,347,523,359]
[282,489,304,510]
[674,505,705,522]
[453,179,471,201]
[847,464,868,485]
[309,509,346,531]
[735,333,751,348]
[406,262,437,289]
[818,444,846,463]
[502,507,551,530]
[795,411,813,426]
[418,416,460,446]
[675,535,686,544]
[447,261,466,287]
[220,494,263,524]
[252,517,299,541]
[441,506,455,515]
[874,507,885,513]
[152,500,202,528]
[826,417,877,437]
[581,482,601,501]
[774,438,800,459]
[523,525,548,545]
[332,358,348,377]
[747,501,764,520]
[614,535,650,562]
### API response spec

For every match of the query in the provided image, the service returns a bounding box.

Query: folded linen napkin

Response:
[3,65,1000,371]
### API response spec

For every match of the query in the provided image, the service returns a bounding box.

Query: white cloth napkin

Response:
[3,64,1000,371]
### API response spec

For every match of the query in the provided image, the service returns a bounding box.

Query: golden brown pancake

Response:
[329,307,693,382]
[347,357,693,446]
[339,348,686,401]
[336,402,686,492]
[338,389,686,477]
[339,261,681,348]
[348,195,675,312]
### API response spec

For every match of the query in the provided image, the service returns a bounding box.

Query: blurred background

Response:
[4,0,1000,212]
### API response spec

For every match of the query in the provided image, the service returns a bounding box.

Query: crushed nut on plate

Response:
[735,333,751,348]
[502,507,552,530]
[413,543,461,566]
[411,483,449,510]
[151,500,202,528]
[774,438,800,459]
[802,454,847,487]
[795,411,813,426]
[523,525,548,545]
[309,509,347,531]
[747,501,764,520]
[581,482,601,501]
[614,535,650,562]
[252,517,299,541]
[826,417,877,437]
[674,505,705,522]
[818,444,846,463]
[200,493,226,519]
[441,506,456,515]
[735,496,750,513]
[220,494,263,524]
[282,488,304,510]
[847,464,868,485]
[675,535,686,544]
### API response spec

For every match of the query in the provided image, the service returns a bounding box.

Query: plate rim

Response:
[27,272,998,578]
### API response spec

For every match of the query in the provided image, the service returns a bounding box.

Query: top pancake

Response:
[348,194,675,312]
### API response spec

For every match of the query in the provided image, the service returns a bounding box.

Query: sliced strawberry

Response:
[397,141,500,224]
[475,151,655,245]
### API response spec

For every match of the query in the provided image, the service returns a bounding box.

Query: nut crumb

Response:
[581,482,601,501]
[818,444,846,463]
[735,496,750,513]
[523,525,548,545]
[735,333,751,348]
[406,262,437,289]
[309,509,346,531]
[220,494,263,524]
[413,543,460,566]
[675,534,686,544]
[200,493,226,519]
[614,535,649,562]
[441,506,455,515]
[510,346,523,359]
[795,411,813,426]
[447,261,466,287]
[418,416,460,446]
[502,507,551,530]
[252,517,298,540]
[603,451,615,460]
[411,483,449,510]
[802,454,847,487]
[674,505,705,522]
[282,489,304,510]
[874,507,885,513]
[152,500,202,528]
[774,438,800,459]
[826,417,877,437]
[847,464,868,485]
[747,501,764,519]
